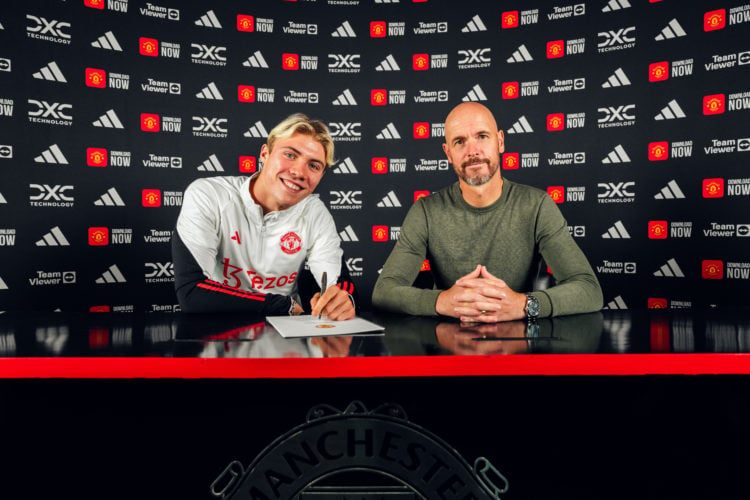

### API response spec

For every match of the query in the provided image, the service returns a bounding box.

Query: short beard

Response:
[457,159,497,186]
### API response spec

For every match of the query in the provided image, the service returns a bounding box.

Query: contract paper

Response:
[265,315,385,338]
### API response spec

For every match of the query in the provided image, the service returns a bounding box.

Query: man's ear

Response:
[497,130,505,154]
[442,142,452,164]
[259,144,269,168]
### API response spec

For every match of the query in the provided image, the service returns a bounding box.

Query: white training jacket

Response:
[175,175,344,311]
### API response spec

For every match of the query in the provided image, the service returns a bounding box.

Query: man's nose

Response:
[466,139,481,155]
[288,160,305,178]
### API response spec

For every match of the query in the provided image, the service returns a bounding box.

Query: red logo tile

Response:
[547,186,564,203]
[370,21,386,37]
[502,153,519,169]
[547,40,564,59]
[547,113,565,131]
[88,227,109,246]
[282,53,299,70]
[702,178,724,198]
[87,147,108,167]
[648,221,668,239]
[238,85,255,102]
[140,113,160,132]
[142,189,161,207]
[239,156,256,173]
[649,61,669,82]
[502,11,519,29]
[704,9,726,31]
[371,89,387,105]
[702,260,723,279]
[237,15,254,31]
[372,225,389,241]
[703,94,725,115]
[139,37,159,57]
[648,141,669,161]
[372,158,388,174]
[502,82,519,99]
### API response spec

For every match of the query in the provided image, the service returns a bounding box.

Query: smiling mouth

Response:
[281,178,303,192]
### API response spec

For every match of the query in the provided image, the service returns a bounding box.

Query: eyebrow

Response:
[282,146,324,167]
[450,129,491,142]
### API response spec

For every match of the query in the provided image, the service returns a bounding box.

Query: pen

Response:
[318,271,327,319]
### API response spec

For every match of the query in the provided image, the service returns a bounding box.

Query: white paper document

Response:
[265,315,385,338]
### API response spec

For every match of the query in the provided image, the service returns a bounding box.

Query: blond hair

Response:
[266,113,335,168]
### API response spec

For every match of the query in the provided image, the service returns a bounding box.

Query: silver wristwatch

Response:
[525,294,539,320]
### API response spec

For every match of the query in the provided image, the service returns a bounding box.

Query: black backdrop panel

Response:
[1,1,749,312]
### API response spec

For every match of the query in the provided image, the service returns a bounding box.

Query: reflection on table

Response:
[1,309,749,359]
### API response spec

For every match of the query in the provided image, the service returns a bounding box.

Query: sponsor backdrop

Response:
[0,0,748,312]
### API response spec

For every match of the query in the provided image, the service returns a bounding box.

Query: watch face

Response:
[526,296,539,317]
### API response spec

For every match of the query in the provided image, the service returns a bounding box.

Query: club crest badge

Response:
[211,401,509,499]
[280,232,302,255]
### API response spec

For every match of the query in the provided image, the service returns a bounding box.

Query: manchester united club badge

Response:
[280,231,302,254]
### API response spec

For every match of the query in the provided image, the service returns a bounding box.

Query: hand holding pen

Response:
[318,272,327,319]
[310,271,356,321]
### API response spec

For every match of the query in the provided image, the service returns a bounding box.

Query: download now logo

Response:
[547,113,565,131]
[239,156,256,173]
[547,40,564,59]
[372,225,388,241]
[649,62,669,82]
[702,178,724,198]
[648,221,668,239]
[547,186,564,203]
[703,94,726,115]
[413,122,430,139]
[237,15,254,32]
[371,89,387,105]
[413,54,429,70]
[704,9,726,31]
[85,68,106,88]
[238,85,255,102]
[139,37,159,57]
[648,298,668,309]
[414,191,430,202]
[84,0,105,9]
[648,141,669,161]
[88,227,109,246]
[502,82,519,99]
[87,147,108,167]
[282,53,299,70]
[502,11,519,29]
[372,157,388,174]
[370,21,386,37]
[702,260,723,279]
[141,113,160,132]
[502,152,519,169]
[142,189,161,207]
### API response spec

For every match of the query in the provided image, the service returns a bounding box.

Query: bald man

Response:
[372,102,602,322]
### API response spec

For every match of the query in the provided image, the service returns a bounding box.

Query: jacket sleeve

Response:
[295,253,360,314]
[172,229,293,314]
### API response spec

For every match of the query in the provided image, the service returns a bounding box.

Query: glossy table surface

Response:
[2,308,749,377]
[2,310,750,500]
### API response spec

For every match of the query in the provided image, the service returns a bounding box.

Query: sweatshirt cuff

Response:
[531,291,553,318]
